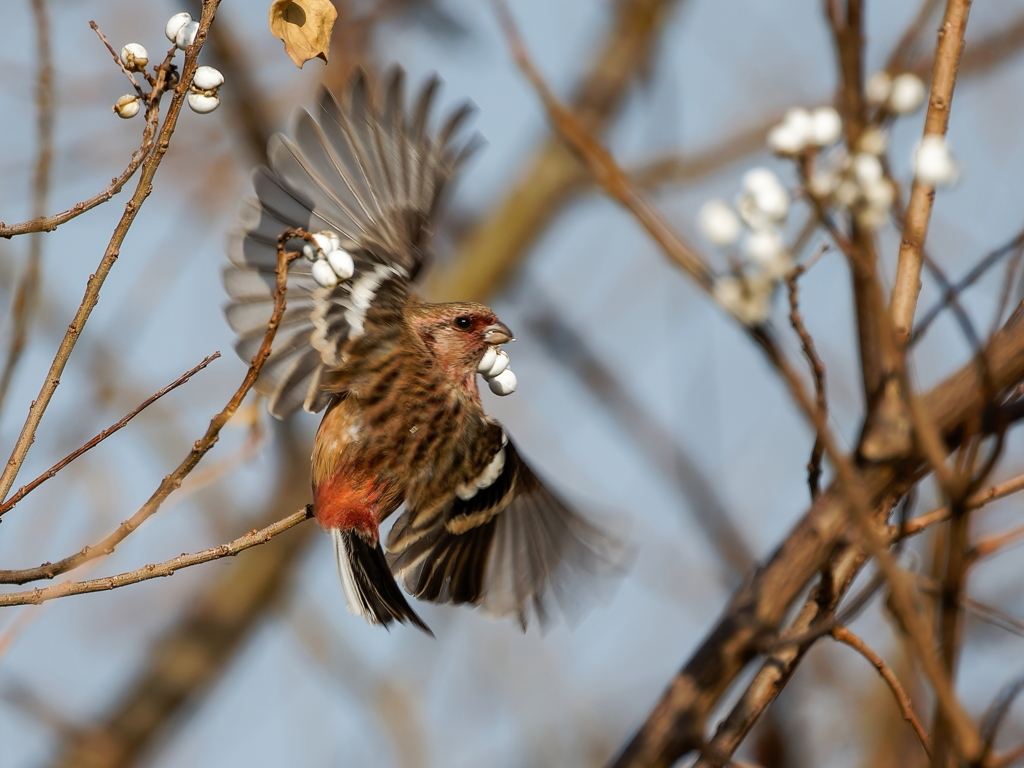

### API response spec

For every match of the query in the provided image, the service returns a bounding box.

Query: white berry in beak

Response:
[488,369,517,396]
[477,346,497,374]
[485,350,510,378]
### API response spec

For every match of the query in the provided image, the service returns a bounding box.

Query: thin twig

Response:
[969,521,1024,562]
[890,0,974,345]
[911,226,1024,345]
[491,0,715,293]
[992,740,1024,768]
[787,256,829,500]
[0,507,313,607]
[0,353,220,519]
[0,233,299,586]
[831,625,932,757]
[981,673,1024,764]
[900,470,1024,536]
[0,4,221,506]
[88,19,144,95]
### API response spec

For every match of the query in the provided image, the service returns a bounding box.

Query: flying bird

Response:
[223,68,622,633]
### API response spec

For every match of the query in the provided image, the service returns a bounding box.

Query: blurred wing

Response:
[223,68,477,418]
[387,436,627,629]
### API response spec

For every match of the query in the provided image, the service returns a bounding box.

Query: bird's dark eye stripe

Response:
[454,316,472,329]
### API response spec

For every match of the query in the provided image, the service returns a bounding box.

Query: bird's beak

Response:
[483,321,514,345]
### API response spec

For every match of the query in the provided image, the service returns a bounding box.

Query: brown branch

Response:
[0,26,162,240]
[991,741,1024,768]
[0,2,222,506]
[0,0,55,412]
[0,234,298,586]
[88,18,144,95]
[899,470,1024,537]
[46,422,315,768]
[492,0,714,292]
[692,541,869,768]
[787,260,829,500]
[969,520,1024,562]
[0,353,219,521]
[429,0,687,302]
[890,0,974,345]
[0,508,312,607]
[831,625,932,757]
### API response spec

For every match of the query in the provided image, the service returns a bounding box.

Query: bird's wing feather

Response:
[387,437,627,629]
[223,68,476,419]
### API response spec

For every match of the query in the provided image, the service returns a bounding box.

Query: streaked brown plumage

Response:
[223,67,623,633]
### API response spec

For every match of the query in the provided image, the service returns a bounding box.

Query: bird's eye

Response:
[454,316,472,330]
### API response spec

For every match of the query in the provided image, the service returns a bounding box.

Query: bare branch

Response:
[0,1,223,506]
[890,0,974,344]
[0,234,299,586]
[0,353,219,519]
[0,508,312,607]
[490,0,715,292]
[831,625,931,757]
[787,257,829,500]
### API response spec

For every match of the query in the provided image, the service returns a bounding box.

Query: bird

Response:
[222,67,623,634]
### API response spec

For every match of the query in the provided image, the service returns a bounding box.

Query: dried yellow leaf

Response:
[268,0,337,68]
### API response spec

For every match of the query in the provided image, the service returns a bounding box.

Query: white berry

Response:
[486,350,510,378]
[745,229,785,265]
[311,258,339,289]
[175,19,200,49]
[697,200,741,247]
[810,107,842,146]
[165,12,192,43]
[741,168,789,224]
[857,127,887,156]
[914,135,958,186]
[187,92,220,114]
[767,122,807,156]
[120,43,149,72]
[311,231,338,254]
[852,153,883,186]
[192,65,224,91]
[326,248,354,280]
[113,94,141,119]
[888,73,926,114]
[302,243,317,261]
[488,369,517,396]
[865,71,892,106]
[477,346,497,374]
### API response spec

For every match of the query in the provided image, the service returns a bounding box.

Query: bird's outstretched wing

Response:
[223,68,476,418]
[387,434,628,629]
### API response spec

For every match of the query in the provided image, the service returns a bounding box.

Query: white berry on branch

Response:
[120,43,149,72]
[113,94,141,119]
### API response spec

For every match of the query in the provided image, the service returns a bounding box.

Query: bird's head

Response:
[408,301,513,389]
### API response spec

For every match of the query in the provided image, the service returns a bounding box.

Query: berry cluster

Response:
[477,346,517,396]
[699,69,955,326]
[112,11,224,120]
[304,230,356,289]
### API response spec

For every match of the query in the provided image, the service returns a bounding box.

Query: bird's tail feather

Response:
[331,528,433,635]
